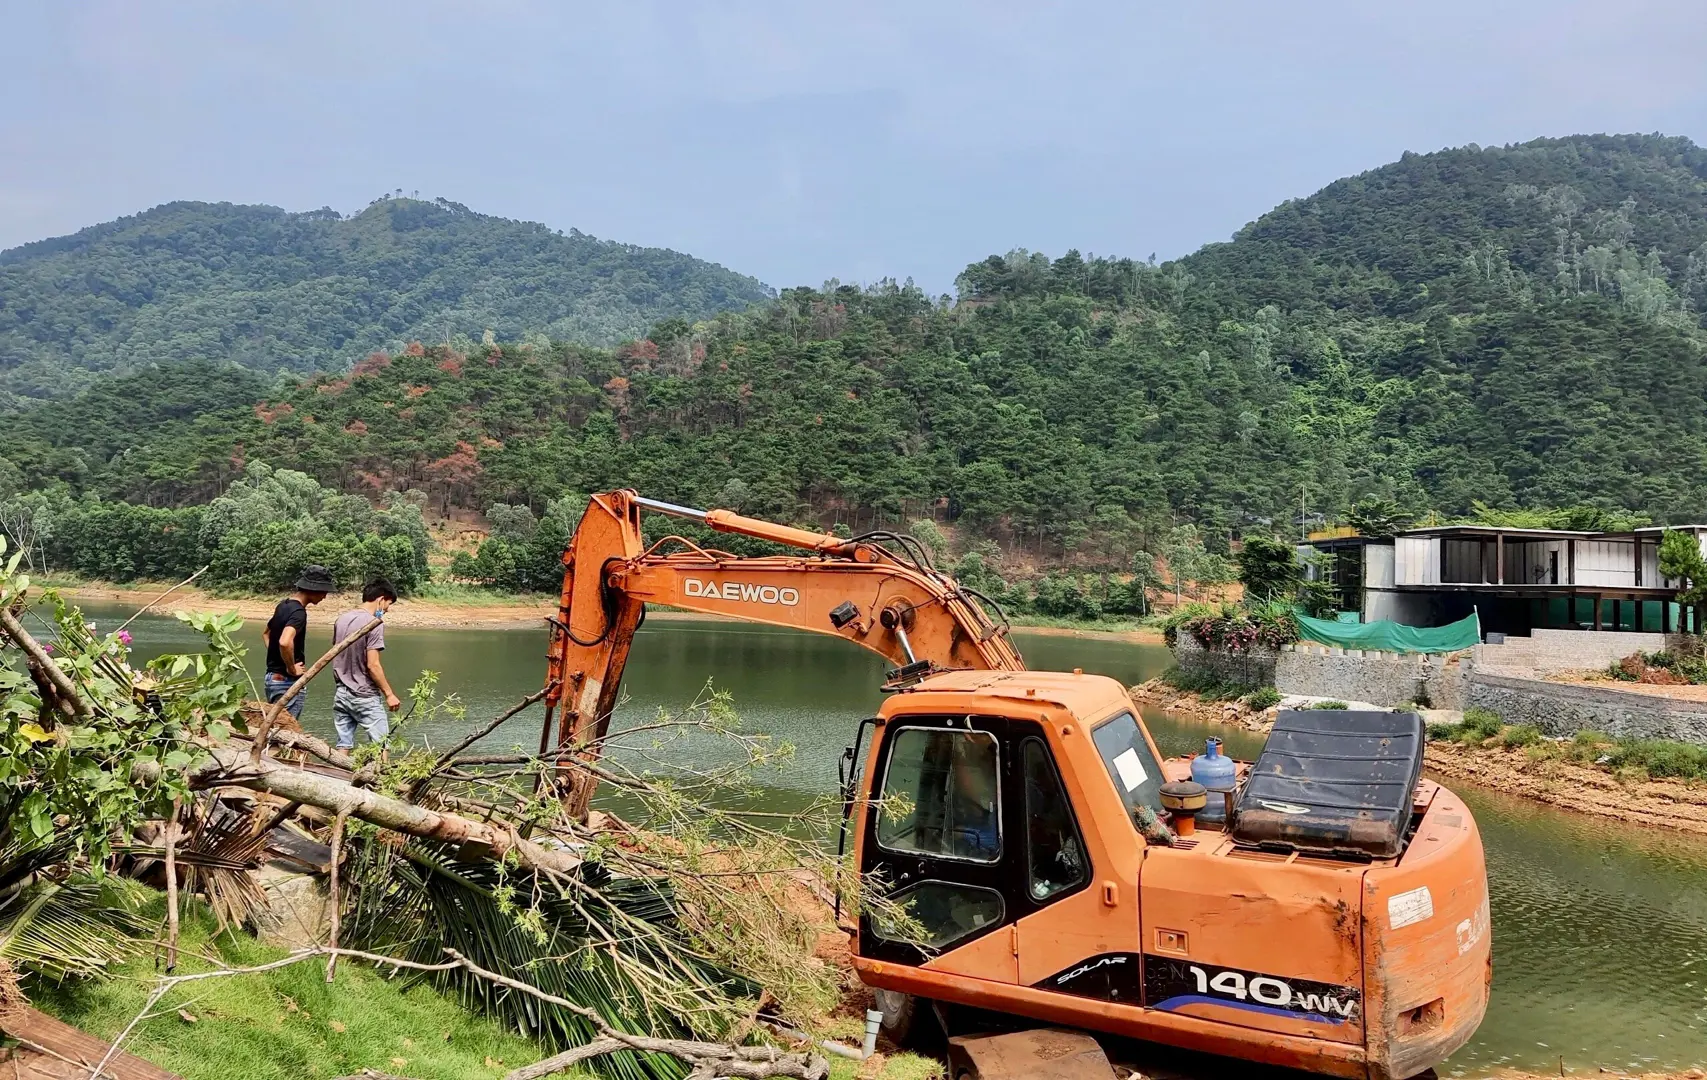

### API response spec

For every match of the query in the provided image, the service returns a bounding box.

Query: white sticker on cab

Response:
[1112,747,1147,792]
[1387,886,1435,929]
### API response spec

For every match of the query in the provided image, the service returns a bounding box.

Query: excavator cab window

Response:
[876,728,1001,863]
[1091,711,1166,823]
[1021,739,1087,901]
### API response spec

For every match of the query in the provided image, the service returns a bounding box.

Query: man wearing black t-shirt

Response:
[262,565,336,720]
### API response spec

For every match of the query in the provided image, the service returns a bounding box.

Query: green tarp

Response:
[1294,611,1481,654]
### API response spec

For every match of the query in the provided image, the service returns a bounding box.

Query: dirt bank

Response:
[1421,740,1707,835]
[1493,1072,1703,1080]
[1550,670,1707,703]
[55,582,558,630]
[1012,623,1163,644]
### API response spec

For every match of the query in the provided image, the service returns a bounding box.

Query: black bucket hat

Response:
[294,565,338,593]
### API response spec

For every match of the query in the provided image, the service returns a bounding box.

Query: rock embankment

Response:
[1127,679,1276,731]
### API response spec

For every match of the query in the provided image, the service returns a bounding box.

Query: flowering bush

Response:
[1173,600,1299,653]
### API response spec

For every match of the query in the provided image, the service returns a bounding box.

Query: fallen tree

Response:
[0,552,872,1079]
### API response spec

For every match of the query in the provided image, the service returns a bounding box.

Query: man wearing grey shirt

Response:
[331,578,402,750]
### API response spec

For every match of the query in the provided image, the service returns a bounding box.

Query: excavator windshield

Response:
[1089,711,1167,820]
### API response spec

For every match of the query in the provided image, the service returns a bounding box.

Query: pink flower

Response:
[41,642,54,655]
[117,630,134,647]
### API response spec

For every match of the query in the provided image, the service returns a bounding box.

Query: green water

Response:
[80,602,1707,1076]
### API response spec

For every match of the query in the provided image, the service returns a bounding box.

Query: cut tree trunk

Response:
[136,745,583,876]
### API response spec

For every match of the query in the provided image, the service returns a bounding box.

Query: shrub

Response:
[1159,666,1246,702]
[1606,740,1707,781]
[1499,724,1544,748]
[1160,602,1220,645]
[1245,686,1281,710]
[1461,708,1504,740]
[1425,721,1459,741]
[1170,600,1299,653]
[1309,700,1349,710]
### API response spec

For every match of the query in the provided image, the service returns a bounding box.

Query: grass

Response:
[1424,709,1707,782]
[30,896,945,1080]
[833,1054,942,1079]
[30,899,551,1080]
[1307,700,1349,710]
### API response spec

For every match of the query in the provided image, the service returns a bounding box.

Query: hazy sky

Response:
[4,1,1704,293]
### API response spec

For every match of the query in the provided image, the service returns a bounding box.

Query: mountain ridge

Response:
[0,196,773,401]
[6,133,1707,562]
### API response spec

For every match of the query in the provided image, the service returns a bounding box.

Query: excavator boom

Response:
[542,490,1023,813]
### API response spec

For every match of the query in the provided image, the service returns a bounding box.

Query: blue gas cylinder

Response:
[1190,737,1237,824]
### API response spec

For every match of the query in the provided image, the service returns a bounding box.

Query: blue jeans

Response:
[263,672,306,721]
[334,684,390,749]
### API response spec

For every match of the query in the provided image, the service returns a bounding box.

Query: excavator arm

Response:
[542,490,1025,814]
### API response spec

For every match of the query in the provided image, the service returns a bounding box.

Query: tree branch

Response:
[145,744,586,876]
[409,685,550,799]
[0,603,92,720]
[433,950,825,1080]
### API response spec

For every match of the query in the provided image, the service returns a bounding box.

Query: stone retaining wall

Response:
[1172,636,1467,708]
[1466,672,1707,745]
[1274,644,1468,709]
[1170,635,1277,690]
[1474,629,1681,675]
[1174,635,1707,745]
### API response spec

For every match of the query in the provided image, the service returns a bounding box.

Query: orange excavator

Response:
[541,491,1491,1080]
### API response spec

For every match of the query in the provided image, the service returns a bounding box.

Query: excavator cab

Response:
[543,492,1491,1080]
[845,672,1491,1080]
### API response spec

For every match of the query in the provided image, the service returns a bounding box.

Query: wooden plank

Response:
[0,1006,183,1079]
[265,823,333,874]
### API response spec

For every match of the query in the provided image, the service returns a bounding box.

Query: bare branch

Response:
[325,807,352,982]
[411,685,551,798]
[433,950,826,1080]
[114,566,209,634]
[163,800,181,972]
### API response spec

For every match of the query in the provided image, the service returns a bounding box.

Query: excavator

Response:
[541,490,1491,1080]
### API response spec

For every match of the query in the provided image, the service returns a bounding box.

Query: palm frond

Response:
[120,798,271,931]
[343,837,755,1080]
[0,847,148,984]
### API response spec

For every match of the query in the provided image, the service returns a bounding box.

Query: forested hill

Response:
[1180,133,1707,317]
[0,197,772,402]
[6,134,1707,573]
